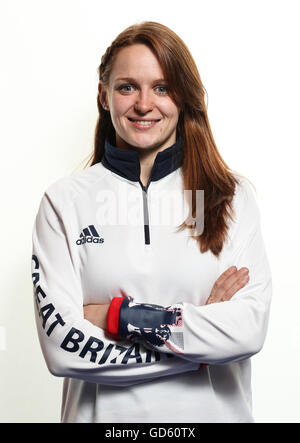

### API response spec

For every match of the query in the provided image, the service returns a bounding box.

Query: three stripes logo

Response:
[76,225,104,245]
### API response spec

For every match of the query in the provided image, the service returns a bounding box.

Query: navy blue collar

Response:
[101,136,183,186]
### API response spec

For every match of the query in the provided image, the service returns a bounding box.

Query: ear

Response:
[98,82,109,111]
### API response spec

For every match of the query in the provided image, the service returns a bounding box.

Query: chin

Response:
[124,135,162,150]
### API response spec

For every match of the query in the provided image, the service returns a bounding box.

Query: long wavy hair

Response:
[84,21,246,257]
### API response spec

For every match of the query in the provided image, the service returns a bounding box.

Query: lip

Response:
[127,117,161,130]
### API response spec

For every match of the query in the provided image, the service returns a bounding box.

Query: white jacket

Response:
[31,137,272,423]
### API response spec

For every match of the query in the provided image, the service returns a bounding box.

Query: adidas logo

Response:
[76,225,104,245]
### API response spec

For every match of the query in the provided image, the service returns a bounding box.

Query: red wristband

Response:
[106,295,126,339]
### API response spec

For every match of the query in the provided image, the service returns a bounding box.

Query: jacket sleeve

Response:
[31,190,201,387]
[108,180,272,365]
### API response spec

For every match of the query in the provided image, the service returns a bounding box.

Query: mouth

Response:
[127,117,161,130]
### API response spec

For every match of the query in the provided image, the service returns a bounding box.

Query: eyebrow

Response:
[114,77,167,83]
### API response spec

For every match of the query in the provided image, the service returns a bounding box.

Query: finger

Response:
[206,268,237,304]
[222,267,249,291]
[214,266,237,289]
[224,274,250,300]
[206,295,225,305]
[206,267,248,305]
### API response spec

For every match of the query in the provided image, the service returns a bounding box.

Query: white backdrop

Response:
[0,0,299,423]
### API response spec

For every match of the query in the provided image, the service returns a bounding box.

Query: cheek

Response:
[111,94,132,118]
[159,100,180,120]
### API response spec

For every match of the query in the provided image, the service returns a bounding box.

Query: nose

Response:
[134,89,154,114]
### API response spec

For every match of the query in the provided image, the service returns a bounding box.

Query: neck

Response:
[137,147,164,187]
[115,134,177,187]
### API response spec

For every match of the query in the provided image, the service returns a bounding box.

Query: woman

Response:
[31,21,272,423]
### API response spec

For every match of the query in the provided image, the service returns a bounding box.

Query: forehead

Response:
[109,43,165,83]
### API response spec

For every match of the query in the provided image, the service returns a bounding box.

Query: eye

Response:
[155,85,168,95]
[117,84,168,95]
[117,84,135,93]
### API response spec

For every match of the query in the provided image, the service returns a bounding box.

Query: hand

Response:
[199,266,249,369]
[205,266,249,305]
[83,303,110,329]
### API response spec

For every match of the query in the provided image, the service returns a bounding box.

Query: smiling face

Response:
[99,43,180,152]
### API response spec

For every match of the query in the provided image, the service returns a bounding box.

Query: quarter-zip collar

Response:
[101,135,183,184]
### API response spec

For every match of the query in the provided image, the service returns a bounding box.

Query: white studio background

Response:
[0,0,299,423]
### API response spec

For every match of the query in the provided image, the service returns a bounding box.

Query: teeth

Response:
[132,120,157,125]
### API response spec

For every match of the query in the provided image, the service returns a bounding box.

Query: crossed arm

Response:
[83,266,250,331]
